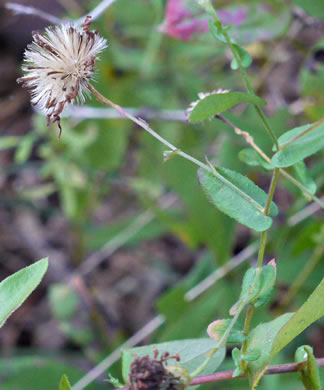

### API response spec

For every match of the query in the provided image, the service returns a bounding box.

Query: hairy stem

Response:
[190,304,245,379]
[117,358,324,389]
[88,83,267,212]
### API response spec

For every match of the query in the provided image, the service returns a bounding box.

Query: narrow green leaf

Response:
[0,258,48,327]
[254,261,276,308]
[247,313,294,389]
[291,161,317,196]
[197,167,278,232]
[239,148,273,171]
[189,92,265,123]
[271,275,324,358]
[271,121,324,167]
[59,375,72,390]
[122,339,225,389]
[295,346,321,390]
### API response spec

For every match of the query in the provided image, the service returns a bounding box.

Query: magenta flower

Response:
[158,0,209,41]
[159,0,248,41]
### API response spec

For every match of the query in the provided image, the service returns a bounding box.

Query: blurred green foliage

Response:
[2,0,324,389]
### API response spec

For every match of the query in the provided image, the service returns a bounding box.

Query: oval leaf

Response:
[0,258,48,327]
[271,275,324,359]
[122,339,225,389]
[272,121,324,167]
[197,167,278,232]
[246,313,294,389]
[189,92,266,123]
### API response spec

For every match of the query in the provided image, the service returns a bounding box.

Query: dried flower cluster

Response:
[129,349,189,390]
[17,16,107,136]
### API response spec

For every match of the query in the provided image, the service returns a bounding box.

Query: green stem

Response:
[88,83,267,212]
[257,168,280,268]
[240,304,255,370]
[222,29,279,150]
[216,115,324,210]
[190,304,245,379]
[240,168,280,365]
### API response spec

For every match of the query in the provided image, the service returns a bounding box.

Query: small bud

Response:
[165,364,191,390]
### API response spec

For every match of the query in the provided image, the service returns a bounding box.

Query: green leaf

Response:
[238,148,273,171]
[189,92,265,123]
[291,161,317,196]
[232,348,244,377]
[246,313,294,389]
[295,346,321,390]
[197,167,278,232]
[230,268,260,316]
[0,258,48,327]
[122,339,225,389]
[207,319,246,344]
[271,275,324,359]
[231,45,252,69]
[14,134,37,164]
[271,121,324,167]
[209,19,232,44]
[59,375,72,390]
[254,261,276,308]
[242,349,261,362]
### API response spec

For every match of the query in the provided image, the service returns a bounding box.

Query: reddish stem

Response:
[118,358,324,389]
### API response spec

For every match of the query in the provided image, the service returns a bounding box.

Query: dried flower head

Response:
[17,16,107,136]
[129,349,189,390]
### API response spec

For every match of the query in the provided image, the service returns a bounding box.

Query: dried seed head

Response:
[17,16,107,137]
[129,350,189,390]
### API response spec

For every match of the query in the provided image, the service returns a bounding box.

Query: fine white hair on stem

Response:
[76,0,118,25]
[17,16,107,137]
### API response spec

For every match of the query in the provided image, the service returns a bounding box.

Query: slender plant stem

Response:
[257,168,280,269]
[240,304,256,371]
[117,358,324,389]
[216,115,324,210]
[88,83,267,212]
[240,167,280,366]
[221,30,279,150]
[190,304,245,379]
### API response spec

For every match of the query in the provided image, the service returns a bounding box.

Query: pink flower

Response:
[159,0,248,41]
[158,0,209,41]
